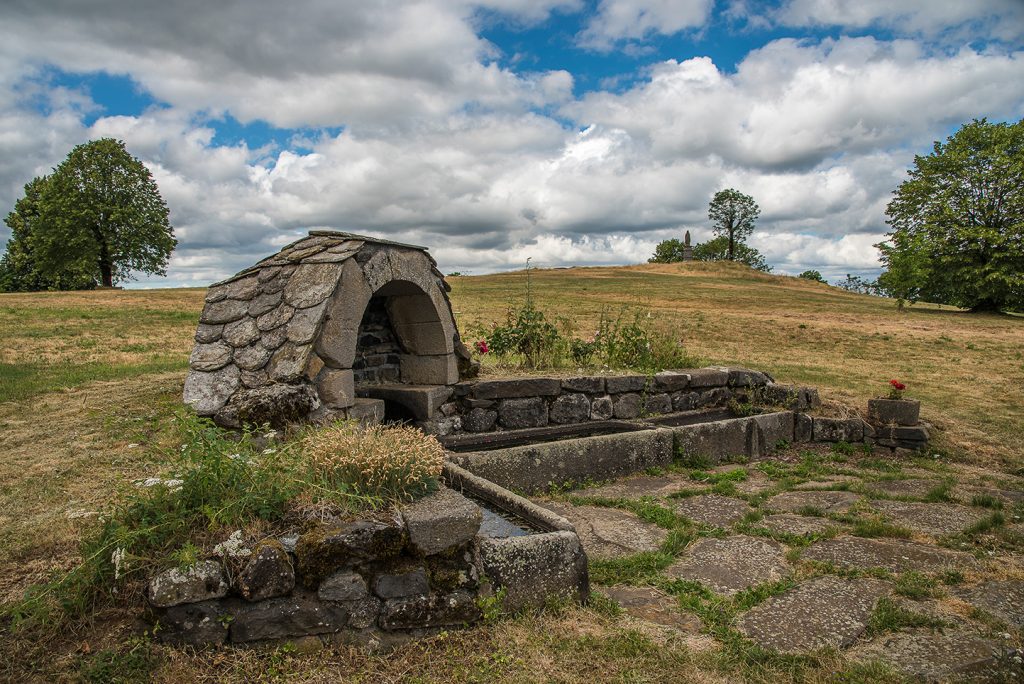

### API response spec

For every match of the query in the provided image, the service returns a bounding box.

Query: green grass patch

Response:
[850,517,913,539]
[922,480,955,503]
[0,358,187,403]
[867,598,950,635]
[894,571,939,599]
[589,551,674,585]
[970,493,1004,509]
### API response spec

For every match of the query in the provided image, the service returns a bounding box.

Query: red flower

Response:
[474,339,489,354]
[889,379,906,391]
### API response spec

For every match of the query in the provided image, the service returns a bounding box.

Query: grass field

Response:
[0,262,1021,682]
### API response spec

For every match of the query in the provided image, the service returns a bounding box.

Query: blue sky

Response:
[1,0,1022,287]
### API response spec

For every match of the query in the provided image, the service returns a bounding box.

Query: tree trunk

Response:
[969,298,1002,313]
[98,238,113,287]
[728,231,735,261]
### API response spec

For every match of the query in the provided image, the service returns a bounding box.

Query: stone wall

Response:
[352,296,402,385]
[420,367,820,436]
[146,485,587,648]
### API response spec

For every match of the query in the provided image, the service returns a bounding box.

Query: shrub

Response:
[301,422,444,503]
[487,302,563,369]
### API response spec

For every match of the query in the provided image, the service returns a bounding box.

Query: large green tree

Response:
[1,177,96,291]
[648,238,686,263]
[692,235,772,272]
[17,138,176,289]
[877,118,1024,312]
[708,188,760,261]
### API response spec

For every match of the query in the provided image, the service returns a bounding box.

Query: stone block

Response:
[498,397,548,429]
[561,376,604,393]
[378,590,480,631]
[471,378,561,400]
[672,416,757,465]
[400,487,482,556]
[357,384,453,420]
[217,383,317,429]
[463,408,497,432]
[194,323,223,344]
[283,262,343,309]
[296,515,407,587]
[154,600,230,646]
[267,343,312,382]
[248,290,283,317]
[348,398,385,426]
[317,368,355,409]
[727,368,771,387]
[451,428,674,493]
[286,300,328,345]
[400,354,459,385]
[316,261,372,368]
[812,417,864,443]
[373,567,430,599]
[644,393,672,415]
[183,365,241,416]
[256,304,295,331]
[478,530,589,613]
[605,375,647,393]
[794,412,813,442]
[189,341,234,371]
[696,387,731,407]
[237,540,295,602]
[613,393,642,419]
[230,593,350,643]
[148,560,228,608]
[752,411,795,451]
[392,321,451,355]
[590,395,613,420]
[549,393,591,424]
[653,371,690,392]
[200,298,250,325]
[684,367,729,388]
[319,570,370,602]
[233,344,272,372]
[672,391,699,411]
[222,317,260,348]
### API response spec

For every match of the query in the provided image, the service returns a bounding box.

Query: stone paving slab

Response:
[801,536,978,573]
[541,502,668,560]
[765,490,861,514]
[792,475,862,490]
[955,580,1024,628]
[737,576,889,653]
[956,485,1024,506]
[599,586,702,633]
[732,470,775,496]
[665,535,788,595]
[849,630,1008,682]
[868,499,987,537]
[861,478,941,499]
[573,475,700,500]
[673,495,753,527]
[758,514,840,537]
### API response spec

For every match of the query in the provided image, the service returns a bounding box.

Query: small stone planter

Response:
[867,398,920,426]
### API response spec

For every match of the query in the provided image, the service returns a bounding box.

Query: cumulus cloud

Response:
[578,0,715,50]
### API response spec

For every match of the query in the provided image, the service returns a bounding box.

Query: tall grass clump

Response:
[301,422,444,504]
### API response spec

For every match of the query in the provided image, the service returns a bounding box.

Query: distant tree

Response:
[648,238,686,263]
[798,269,826,283]
[692,235,772,272]
[0,177,96,291]
[877,118,1024,312]
[836,274,885,296]
[708,188,760,261]
[27,138,176,288]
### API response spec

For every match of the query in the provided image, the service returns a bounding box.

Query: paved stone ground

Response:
[533,451,1024,680]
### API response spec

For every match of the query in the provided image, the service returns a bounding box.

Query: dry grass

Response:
[301,422,445,503]
[0,263,1021,682]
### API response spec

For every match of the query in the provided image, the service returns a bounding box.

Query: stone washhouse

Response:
[183,231,477,428]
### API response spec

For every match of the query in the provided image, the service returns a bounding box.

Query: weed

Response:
[589,552,674,585]
[851,517,913,539]
[971,493,1004,509]
[923,481,954,503]
[939,570,965,585]
[832,441,855,457]
[78,637,158,684]
[894,571,938,599]
[964,511,1006,535]
[585,591,623,618]
[867,598,950,635]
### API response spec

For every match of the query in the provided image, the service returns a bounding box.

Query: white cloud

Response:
[578,0,715,50]
[773,0,1024,42]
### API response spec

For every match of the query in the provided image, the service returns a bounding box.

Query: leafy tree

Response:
[708,188,760,261]
[798,269,826,283]
[28,138,175,288]
[692,235,772,272]
[836,274,885,296]
[1,177,96,291]
[648,238,686,263]
[877,118,1024,312]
